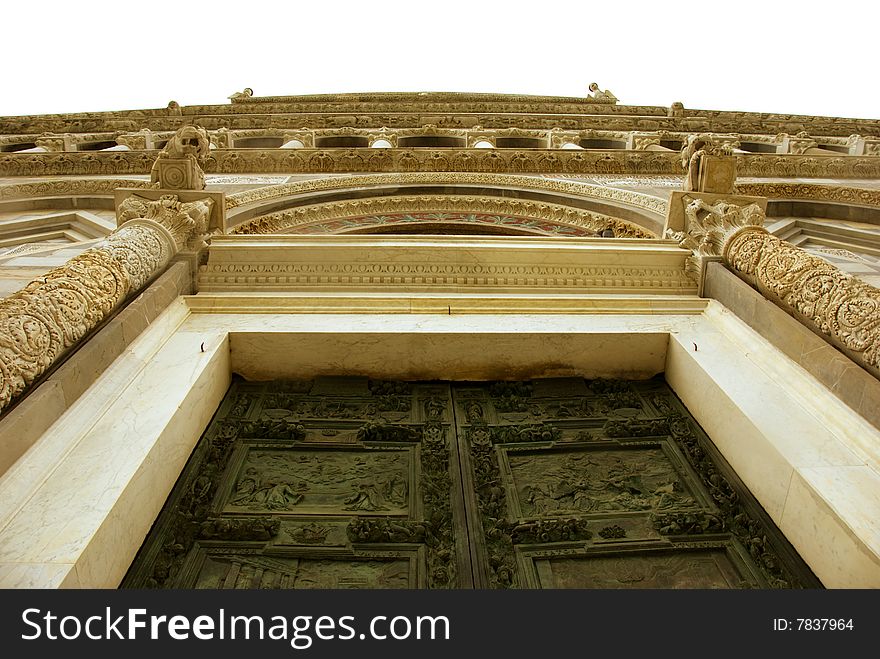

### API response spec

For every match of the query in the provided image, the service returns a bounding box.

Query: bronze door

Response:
[123,377,819,589]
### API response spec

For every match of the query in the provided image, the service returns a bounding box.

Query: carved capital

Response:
[119,193,214,252]
[725,230,880,376]
[665,192,767,288]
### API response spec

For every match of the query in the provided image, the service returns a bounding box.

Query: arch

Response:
[225,173,667,237]
[231,195,647,237]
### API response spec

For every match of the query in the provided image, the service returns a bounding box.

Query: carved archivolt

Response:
[734,182,880,208]
[231,195,654,238]
[725,228,880,374]
[225,172,668,218]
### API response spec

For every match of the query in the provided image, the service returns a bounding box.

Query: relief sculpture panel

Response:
[123,376,820,590]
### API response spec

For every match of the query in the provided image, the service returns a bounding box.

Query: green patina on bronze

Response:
[122,377,820,589]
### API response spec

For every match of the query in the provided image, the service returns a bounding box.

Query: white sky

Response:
[1,0,878,120]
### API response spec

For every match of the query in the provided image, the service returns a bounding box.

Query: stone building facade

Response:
[0,90,877,588]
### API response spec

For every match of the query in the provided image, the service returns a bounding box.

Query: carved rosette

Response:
[724,229,880,372]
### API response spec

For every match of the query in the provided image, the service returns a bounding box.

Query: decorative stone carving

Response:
[230,194,654,238]
[228,87,254,101]
[588,82,618,104]
[0,192,213,412]
[787,130,819,155]
[225,172,668,218]
[119,193,214,251]
[0,178,154,201]
[734,182,880,208]
[150,125,211,189]
[0,223,170,412]
[725,228,880,375]
[680,134,737,193]
[666,196,766,281]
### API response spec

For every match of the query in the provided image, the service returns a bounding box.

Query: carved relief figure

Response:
[680,134,735,192]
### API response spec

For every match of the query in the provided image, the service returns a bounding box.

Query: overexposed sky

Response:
[2,0,878,120]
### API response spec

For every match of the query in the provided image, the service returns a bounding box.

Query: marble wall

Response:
[0,295,876,588]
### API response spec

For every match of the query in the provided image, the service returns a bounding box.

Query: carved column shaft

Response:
[724,227,880,375]
[0,195,212,413]
[0,221,174,411]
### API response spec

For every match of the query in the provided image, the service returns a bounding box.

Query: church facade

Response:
[0,89,877,588]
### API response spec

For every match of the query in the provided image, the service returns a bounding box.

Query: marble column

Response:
[724,226,880,376]
[668,193,880,377]
[0,194,213,412]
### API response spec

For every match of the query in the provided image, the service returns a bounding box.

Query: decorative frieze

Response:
[0,178,154,201]
[734,182,880,208]
[2,147,877,179]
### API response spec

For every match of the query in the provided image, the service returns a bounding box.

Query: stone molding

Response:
[725,228,880,376]
[0,178,154,202]
[734,182,880,208]
[0,193,212,414]
[3,149,880,179]
[198,235,695,294]
[231,194,655,238]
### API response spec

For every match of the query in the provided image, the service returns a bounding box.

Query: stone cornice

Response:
[0,178,153,201]
[230,194,655,238]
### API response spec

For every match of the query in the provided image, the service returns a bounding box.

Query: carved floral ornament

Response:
[0,193,212,413]
[668,196,880,375]
[725,230,880,374]
[224,172,669,216]
[231,194,655,238]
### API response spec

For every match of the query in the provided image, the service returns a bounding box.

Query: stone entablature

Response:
[3,148,879,178]
[5,126,878,156]
[198,234,696,295]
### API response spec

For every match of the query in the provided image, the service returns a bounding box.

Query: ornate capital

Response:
[666,195,766,282]
[119,193,214,252]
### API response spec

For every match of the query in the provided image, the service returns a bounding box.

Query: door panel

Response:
[123,377,470,589]
[123,376,820,589]
[452,377,820,589]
